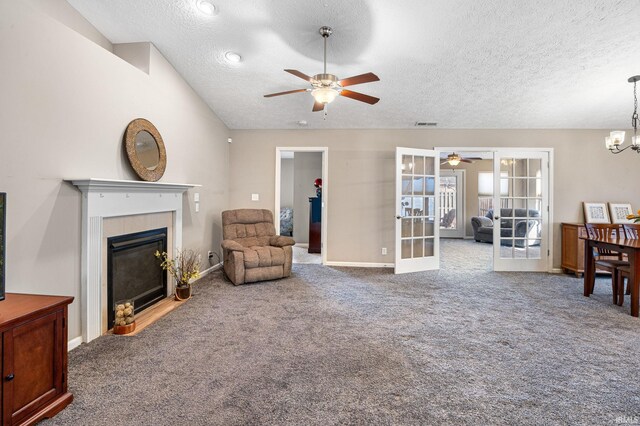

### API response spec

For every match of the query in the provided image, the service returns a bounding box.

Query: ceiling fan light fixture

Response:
[196,0,217,16]
[607,75,639,155]
[448,159,461,166]
[224,51,242,63]
[312,87,339,104]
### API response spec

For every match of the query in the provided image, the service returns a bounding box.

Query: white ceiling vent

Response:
[415,122,438,127]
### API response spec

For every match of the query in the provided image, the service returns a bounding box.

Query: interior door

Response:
[439,169,465,238]
[395,148,440,274]
[493,151,549,271]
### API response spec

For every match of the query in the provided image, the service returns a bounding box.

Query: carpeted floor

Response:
[44,240,639,425]
[292,244,322,264]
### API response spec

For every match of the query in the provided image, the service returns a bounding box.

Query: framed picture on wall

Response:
[583,202,610,224]
[608,202,634,224]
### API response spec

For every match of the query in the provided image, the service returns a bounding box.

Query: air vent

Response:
[415,122,438,127]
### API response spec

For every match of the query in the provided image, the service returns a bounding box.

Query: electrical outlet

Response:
[251,193,259,201]
[207,251,213,259]
[381,247,387,255]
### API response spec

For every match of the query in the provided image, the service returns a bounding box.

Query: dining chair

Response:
[584,223,629,303]
[614,223,640,305]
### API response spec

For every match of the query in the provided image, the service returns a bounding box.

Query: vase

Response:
[175,284,192,301]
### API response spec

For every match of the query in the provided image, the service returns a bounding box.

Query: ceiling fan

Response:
[440,153,483,166]
[264,26,380,113]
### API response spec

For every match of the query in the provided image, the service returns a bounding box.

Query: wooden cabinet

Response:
[1,293,74,425]
[561,223,586,277]
[308,196,321,254]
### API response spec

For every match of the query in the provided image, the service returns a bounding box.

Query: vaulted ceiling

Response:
[66,0,640,130]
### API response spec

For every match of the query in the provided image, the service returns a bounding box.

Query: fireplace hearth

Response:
[107,228,167,328]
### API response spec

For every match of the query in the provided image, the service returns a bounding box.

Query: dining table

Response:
[583,234,640,317]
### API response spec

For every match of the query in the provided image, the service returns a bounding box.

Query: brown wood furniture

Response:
[561,223,624,277]
[1,293,74,425]
[308,196,321,254]
[583,233,640,317]
[562,223,587,276]
[583,224,629,304]
[615,223,640,305]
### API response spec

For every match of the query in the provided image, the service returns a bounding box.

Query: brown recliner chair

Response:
[221,209,295,285]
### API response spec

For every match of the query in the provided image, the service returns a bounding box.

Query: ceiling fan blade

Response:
[312,101,325,112]
[460,159,473,163]
[285,69,314,82]
[338,72,380,87]
[340,89,380,105]
[464,157,483,160]
[440,161,450,165]
[264,89,308,98]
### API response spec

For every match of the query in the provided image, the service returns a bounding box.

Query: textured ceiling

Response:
[66,0,640,129]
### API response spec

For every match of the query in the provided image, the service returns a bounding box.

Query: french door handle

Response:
[396,216,401,219]
[5,373,14,381]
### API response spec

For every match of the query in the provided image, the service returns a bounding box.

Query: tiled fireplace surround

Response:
[71,179,197,343]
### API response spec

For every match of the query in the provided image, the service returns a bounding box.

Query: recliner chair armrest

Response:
[270,235,296,247]
[514,219,541,239]
[221,240,245,252]
[471,216,493,231]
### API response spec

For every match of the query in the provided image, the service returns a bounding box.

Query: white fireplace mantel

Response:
[68,178,200,343]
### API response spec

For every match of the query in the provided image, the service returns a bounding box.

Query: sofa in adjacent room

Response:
[471,208,541,247]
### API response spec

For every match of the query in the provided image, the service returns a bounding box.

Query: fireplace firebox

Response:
[107,228,167,328]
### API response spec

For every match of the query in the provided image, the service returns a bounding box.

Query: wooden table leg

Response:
[584,239,595,297]
[631,250,639,317]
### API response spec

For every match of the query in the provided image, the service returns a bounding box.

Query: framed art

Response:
[608,202,634,224]
[583,202,610,224]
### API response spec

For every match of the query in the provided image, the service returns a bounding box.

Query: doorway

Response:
[431,147,553,272]
[439,169,465,239]
[275,147,328,265]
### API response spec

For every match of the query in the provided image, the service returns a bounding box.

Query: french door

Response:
[395,148,440,274]
[439,169,465,238]
[493,151,549,271]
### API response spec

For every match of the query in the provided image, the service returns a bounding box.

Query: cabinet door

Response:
[3,311,63,425]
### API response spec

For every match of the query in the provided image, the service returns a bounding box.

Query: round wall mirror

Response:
[124,118,166,181]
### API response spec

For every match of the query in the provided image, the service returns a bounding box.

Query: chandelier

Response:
[605,75,640,154]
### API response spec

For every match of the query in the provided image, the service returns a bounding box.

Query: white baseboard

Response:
[191,262,222,284]
[295,243,309,248]
[550,268,564,274]
[325,261,394,268]
[68,336,83,351]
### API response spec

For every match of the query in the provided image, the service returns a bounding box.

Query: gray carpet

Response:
[44,240,639,425]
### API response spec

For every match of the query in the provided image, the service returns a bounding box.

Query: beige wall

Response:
[228,129,640,268]
[0,1,230,340]
[280,158,294,208]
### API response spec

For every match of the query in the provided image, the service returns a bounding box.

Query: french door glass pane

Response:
[399,154,436,261]
[498,157,543,260]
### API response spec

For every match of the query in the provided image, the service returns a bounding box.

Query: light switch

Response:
[251,193,259,201]
[195,202,200,213]
[194,192,200,202]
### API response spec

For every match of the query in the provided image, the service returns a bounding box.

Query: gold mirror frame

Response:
[124,118,167,182]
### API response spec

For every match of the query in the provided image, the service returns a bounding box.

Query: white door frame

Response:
[275,147,329,265]
[439,169,466,239]
[395,147,440,274]
[434,146,554,273]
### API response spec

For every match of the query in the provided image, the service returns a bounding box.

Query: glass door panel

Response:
[439,169,465,238]
[493,151,549,272]
[395,148,440,273]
